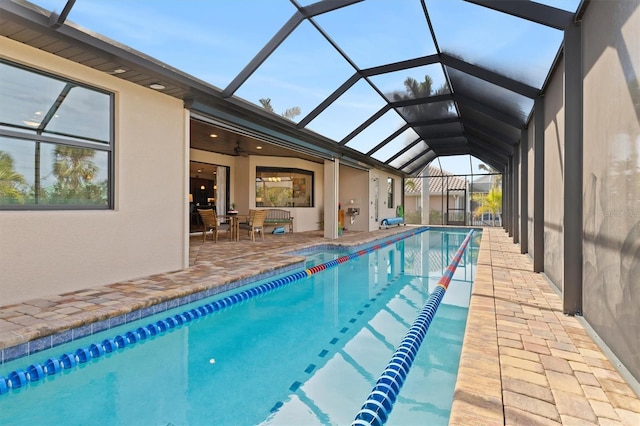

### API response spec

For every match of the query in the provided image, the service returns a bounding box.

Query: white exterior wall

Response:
[0,37,187,305]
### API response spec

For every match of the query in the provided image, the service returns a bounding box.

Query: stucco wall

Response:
[543,57,565,291]
[0,37,187,305]
[581,0,640,380]
[339,166,369,232]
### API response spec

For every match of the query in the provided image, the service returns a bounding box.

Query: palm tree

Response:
[259,98,301,121]
[0,151,27,203]
[392,75,451,122]
[472,184,502,226]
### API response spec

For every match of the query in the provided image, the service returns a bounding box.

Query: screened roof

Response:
[1,0,584,176]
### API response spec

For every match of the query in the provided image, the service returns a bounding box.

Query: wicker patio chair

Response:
[198,208,230,242]
[248,209,267,242]
[238,209,256,237]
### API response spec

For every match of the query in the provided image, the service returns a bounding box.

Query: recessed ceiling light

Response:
[149,83,165,90]
[112,68,126,74]
[210,133,218,138]
[197,169,202,173]
[256,146,263,150]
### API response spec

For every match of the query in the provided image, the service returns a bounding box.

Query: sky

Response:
[30,0,580,176]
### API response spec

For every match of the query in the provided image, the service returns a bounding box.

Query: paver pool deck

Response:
[1,226,639,425]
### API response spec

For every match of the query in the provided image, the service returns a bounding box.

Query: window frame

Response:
[0,60,114,210]
[387,177,394,209]
[255,167,314,208]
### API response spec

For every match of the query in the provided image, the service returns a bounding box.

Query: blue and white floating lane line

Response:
[351,229,475,426]
[0,227,427,397]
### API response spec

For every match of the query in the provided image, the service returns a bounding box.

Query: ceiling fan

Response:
[234,140,248,157]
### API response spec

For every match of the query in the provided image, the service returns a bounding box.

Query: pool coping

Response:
[0,227,422,363]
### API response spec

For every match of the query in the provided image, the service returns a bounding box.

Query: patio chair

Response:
[198,208,230,242]
[238,209,256,237]
[247,209,267,242]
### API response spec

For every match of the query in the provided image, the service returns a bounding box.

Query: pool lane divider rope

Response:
[351,229,475,426]
[0,227,426,396]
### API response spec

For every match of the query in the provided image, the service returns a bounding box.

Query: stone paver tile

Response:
[0,321,21,332]
[591,366,627,383]
[522,333,550,346]
[569,360,592,373]
[548,340,579,353]
[540,354,573,374]
[585,356,615,370]
[615,408,640,426]
[596,418,624,426]
[502,364,549,387]
[498,337,523,349]
[599,379,636,396]
[503,376,554,403]
[528,319,552,331]
[497,330,522,341]
[582,385,609,402]
[54,306,82,315]
[546,370,584,395]
[574,371,601,387]
[579,347,608,360]
[552,389,598,423]
[558,415,598,425]
[607,392,640,412]
[449,390,503,426]
[549,347,585,362]
[501,354,544,373]
[589,399,621,421]
[524,340,552,355]
[503,390,560,422]
[498,323,532,336]
[504,406,562,426]
[500,346,541,362]
[497,314,527,324]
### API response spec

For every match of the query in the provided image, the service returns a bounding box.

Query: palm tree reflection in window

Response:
[50,145,107,205]
[0,151,28,204]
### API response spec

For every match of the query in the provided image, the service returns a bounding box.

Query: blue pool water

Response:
[0,228,480,425]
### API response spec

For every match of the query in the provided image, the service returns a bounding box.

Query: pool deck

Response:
[1,226,639,425]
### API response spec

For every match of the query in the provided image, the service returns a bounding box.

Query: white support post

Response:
[324,159,339,239]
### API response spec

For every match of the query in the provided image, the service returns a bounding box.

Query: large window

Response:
[0,60,113,209]
[255,167,313,207]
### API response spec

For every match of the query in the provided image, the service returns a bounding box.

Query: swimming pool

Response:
[0,228,480,425]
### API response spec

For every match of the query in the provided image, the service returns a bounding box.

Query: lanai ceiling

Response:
[0,0,584,176]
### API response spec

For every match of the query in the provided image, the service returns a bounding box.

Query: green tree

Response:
[472,185,502,226]
[0,151,28,204]
[259,98,301,121]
